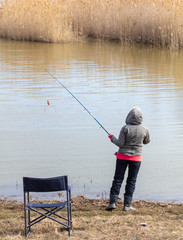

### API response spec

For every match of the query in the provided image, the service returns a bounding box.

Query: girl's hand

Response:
[108,134,114,139]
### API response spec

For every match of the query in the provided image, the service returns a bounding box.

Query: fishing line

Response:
[41,66,109,135]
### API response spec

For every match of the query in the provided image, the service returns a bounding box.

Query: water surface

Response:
[1,38,183,202]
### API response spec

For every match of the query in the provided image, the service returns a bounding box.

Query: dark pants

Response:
[110,159,141,197]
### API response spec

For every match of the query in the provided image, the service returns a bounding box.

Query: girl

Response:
[106,107,150,211]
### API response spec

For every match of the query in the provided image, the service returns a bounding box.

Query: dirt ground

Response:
[0,196,183,240]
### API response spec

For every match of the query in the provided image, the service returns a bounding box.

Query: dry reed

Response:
[0,0,74,42]
[0,0,183,49]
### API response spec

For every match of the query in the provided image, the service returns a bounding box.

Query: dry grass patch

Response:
[0,0,74,42]
[0,0,183,48]
[0,196,183,239]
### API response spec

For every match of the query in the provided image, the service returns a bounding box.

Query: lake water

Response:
[1,38,183,203]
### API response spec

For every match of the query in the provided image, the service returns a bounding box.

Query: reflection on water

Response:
[1,38,183,202]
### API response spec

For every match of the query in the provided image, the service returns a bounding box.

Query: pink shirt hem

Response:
[117,152,142,162]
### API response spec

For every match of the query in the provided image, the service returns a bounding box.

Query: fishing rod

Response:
[41,67,110,135]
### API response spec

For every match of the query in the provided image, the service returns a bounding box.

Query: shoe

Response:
[123,205,136,211]
[105,194,118,211]
[106,203,116,211]
[123,195,136,211]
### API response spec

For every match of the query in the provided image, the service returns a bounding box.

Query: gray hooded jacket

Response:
[110,107,150,156]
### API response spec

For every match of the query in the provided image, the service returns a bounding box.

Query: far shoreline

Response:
[1,0,183,50]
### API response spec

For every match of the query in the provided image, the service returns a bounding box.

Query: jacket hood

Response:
[125,107,143,125]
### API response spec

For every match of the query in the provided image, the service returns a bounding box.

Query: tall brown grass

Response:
[0,0,183,49]
[0,0,74,42]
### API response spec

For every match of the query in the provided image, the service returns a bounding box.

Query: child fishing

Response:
[106,107,150,211]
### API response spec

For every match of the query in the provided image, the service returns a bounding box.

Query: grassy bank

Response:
[0,0,183,49]
[0,196,183,239]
